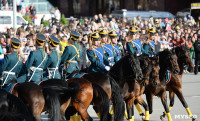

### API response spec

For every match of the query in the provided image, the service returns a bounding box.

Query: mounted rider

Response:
[0,38,23,87]
[142,27,157,56]
[87,31,110,73]
[43,35,61,80]
[126,26,142,56]
[61,31,82,79]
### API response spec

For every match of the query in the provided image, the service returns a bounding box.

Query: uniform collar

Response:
[12,51,18,54]
[38,47,44,50]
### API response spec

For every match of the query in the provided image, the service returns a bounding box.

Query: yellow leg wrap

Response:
[110,106,114,115]
[124,110,128,119]
[132,116,134,121]
[168,106,172,111]
[149,114,151,118]
[186,107,193,118]
[128,119,133,121]
[96,113,100,119]
[164,106,173,115]
[77,115,81,121]
[71,114,77,121]
[135,104,143,115]
[166,112,172,121]
[144,111,149,120]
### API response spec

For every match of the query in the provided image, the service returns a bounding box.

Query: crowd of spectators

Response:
[0,13,200,73]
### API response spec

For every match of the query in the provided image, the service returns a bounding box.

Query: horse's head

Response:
[139,54,152,86]
[131,53,143,81]
[167,49,180,75]
[176,46,194,72]
[150,55,160,86]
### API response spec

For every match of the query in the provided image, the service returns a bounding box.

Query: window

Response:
[0,16,11,24]
[17,16,26,25]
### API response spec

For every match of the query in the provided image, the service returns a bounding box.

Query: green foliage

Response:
[23,15,32,23]
[59,14,69,26]
[42,20,50,27]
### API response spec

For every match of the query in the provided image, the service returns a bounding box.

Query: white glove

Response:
[109,63,114,67]
[105,66,111,71]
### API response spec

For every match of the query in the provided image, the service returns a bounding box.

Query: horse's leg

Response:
[145,93,153,115]
[93,105,100,119]
[172,87,195,120]
[135,96,149,121]
[160,91,172,121]
[60,98,71,121]
[125,99,134,121]
[161,91,175,119]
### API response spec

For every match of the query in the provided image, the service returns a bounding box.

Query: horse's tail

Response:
[109,76,125,121]
[42,88,61,121]
[0,90,32,121]
[92,82,110,121]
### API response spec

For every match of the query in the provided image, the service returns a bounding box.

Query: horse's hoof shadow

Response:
[160,115,165,121]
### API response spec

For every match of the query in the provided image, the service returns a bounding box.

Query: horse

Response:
[10,82,61,121]
[160,46,195,121]
[132,54,153,121]
[0,89,32,121]
[39,78,110,121]
[144,49,180,121]
[77,53,142,121]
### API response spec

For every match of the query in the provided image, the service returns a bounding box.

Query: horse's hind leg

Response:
[135,96,149,121]
[172,87,195,120]
[125,99,134,121]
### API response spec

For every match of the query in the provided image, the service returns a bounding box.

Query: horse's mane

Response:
[109,53,138,85]
[0,89,32,121]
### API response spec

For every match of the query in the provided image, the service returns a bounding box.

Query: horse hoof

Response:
[140,113,145,116]
[160,115,165,121]
[192,117,196,121]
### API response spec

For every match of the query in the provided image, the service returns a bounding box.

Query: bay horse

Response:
[144,49,180,121]
[40,78,110,121]
[109,53,143,121]
[0,89,32,121]
[131,54,153,121]
[68,53,143,121]
[160,46,195,121]
[11,82,61,121]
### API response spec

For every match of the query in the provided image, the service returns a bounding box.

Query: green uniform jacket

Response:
[61,42,82,74]
[44,49,61,79]
[0,51,22,84]
[25,48,48,82]
[87,48,110,73]
[126,42,137,54]
[142,43,155,56]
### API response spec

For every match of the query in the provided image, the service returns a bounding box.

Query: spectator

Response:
[29,4,36,23]
[54,7,61,21]
[194,35,200,75]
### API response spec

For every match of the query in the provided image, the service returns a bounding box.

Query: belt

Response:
[66,60,77,63]
[47,67,58,70]
[108,57,114,60]
[30,66,43,71]
[2,71,15,75]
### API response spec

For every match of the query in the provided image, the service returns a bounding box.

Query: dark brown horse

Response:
[80,53,143,121]
[160,46,195,121]
[144,49,180,121]
[40,78,110,121]
[11,82,62,121]
[0,89,32,121]
[132,54,153,121]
